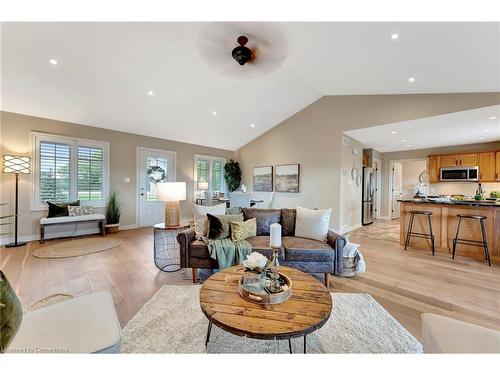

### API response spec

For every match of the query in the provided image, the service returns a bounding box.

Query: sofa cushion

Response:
[192,203,226,239]
[283,236,334,262]
[242,208,281,236]
[231,218,257,242]
[246,236,285,259]
[295,206,331,241]
[207,213,243,240]
[281,209,296,236]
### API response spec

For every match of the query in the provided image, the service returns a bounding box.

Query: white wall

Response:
[339,135,363,233]
[401,159,427,198]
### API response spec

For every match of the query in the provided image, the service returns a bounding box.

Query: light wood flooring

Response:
[1,219,499,341]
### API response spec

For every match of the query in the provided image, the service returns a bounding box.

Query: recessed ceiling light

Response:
[408,77,416,83]
[147,90,154,96]
[391,131,398,134]
[401,139,407,143]
[488,116,497,120]
[391,33,400,40]
[49,58,58,65]
[250,123,255,128]
[212,111,217,116]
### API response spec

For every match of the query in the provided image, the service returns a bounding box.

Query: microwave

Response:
[440,166,479,182]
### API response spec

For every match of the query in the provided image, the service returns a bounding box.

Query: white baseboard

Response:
[376,216,391,220]
[333,222,362,235]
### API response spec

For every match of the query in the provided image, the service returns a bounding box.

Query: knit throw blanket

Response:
[205,238,253,269]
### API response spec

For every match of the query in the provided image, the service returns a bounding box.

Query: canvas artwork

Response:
[275,164,300,193]
[253,166,273,192]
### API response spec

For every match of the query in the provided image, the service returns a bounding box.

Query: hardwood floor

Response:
[1,220,499,342]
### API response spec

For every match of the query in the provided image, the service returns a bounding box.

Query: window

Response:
[146,156,169,201]
[193,155,226,197]
[32,133,110,209]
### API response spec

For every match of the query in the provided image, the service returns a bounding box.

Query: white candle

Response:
[270,222,282,247]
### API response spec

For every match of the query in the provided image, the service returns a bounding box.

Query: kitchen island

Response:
[399,199,500,265]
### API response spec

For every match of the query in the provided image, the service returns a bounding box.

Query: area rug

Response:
[24,293,74,312]
[122,285,422,353]
[32,237,122,259]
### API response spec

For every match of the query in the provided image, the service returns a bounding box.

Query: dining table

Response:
[195,197,264,207]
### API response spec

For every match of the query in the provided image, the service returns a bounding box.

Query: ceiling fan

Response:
[197,23,287,78]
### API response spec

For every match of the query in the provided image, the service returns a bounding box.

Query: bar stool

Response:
[452,214,491,266]
[404,210,435,255]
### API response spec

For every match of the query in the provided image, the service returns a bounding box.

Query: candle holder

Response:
[269,245,282,293]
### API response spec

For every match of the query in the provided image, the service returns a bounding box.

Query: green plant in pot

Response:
[224,159,241,192]
[105,191,121,234]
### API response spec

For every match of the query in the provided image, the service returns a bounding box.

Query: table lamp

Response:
[2,155,31,247]
[157,182,186,227]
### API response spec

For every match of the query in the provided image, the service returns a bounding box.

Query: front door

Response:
[138,148,176,227]
[392,162,403,219]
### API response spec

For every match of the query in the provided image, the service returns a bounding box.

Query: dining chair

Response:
[203,191,214,206]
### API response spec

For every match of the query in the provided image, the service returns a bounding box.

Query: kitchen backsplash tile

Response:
[429,182,500,197]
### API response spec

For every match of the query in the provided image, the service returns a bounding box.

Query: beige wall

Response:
[380,141,500,217]
[236,93,500,231]
[0,111,234,240]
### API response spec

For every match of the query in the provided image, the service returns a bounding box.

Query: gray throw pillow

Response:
[242,208,281,236]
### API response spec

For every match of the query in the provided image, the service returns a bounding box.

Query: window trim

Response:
[193,154,226,199]
[31,132,110,211]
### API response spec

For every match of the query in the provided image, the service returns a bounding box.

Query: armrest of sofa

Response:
[327,230,347,275]
[177,227,196,268]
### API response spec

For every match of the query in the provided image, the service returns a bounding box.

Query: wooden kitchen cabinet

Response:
[496,151,500,181]
[439,155,459,167]
[428,156,440,182]
[458,153,478,166]
[479,152,496,182]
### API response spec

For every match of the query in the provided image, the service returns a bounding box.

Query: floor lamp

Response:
[2,155,31,247]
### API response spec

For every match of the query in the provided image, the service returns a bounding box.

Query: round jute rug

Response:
[32,237,122,259]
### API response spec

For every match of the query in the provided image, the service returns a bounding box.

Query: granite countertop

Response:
[398,198,500,207]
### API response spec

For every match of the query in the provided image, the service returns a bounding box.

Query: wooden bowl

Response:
[238,272,293,305]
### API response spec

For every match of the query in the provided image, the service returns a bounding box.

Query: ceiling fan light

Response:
[232,45,252,66]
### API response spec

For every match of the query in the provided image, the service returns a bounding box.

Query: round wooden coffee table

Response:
[199,266,332,353]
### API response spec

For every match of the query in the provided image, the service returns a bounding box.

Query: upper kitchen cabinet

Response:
[439,154,459,166]
[428,155,440,183]
[457,153,478,166]
[478,152,496,182]
[497,151,500,181]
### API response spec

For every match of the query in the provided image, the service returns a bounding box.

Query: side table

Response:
[153,222,191,272]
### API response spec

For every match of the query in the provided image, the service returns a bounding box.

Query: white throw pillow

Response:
[192,203,227,239]
[294,206,332,242]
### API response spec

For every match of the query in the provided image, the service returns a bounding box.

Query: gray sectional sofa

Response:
[177,208,347,286]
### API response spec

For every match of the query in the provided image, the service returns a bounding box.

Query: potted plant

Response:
[105,191,121,234]
[224,159,241,192]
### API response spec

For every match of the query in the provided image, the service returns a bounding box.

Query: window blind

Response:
[196,160,208,183]
[39,142,71,202]
[212,160,222,191]
[77,146,104,201]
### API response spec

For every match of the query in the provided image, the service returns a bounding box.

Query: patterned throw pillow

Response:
[192,203,227,239]
[68,205,96,216]
[47,200,80,217]
[207,213,244,240]
[0,271,23,353]
[231,218,257,242]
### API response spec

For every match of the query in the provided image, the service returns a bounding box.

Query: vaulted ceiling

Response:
[2,22,499,150]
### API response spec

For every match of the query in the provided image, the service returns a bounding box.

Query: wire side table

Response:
[153,222,191,272]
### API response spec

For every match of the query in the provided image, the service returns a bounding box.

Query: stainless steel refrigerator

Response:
[362,167,374,225]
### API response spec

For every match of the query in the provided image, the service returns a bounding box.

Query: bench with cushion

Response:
[40,214,106,243]
[177,208,346,286]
